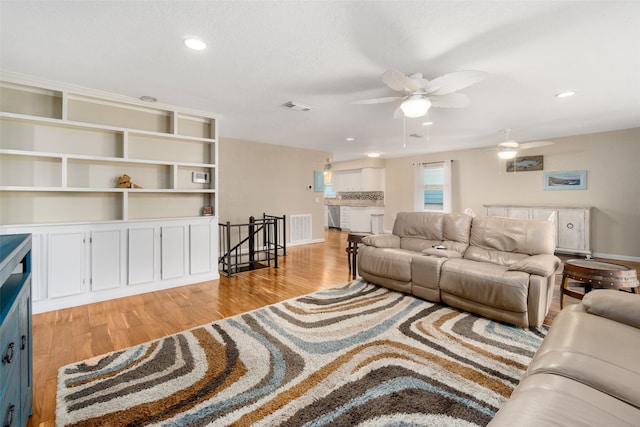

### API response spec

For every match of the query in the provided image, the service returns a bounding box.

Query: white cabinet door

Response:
[558,209,587,251]
[361,168,384,191]
[348,208,370,233]
[340,206,351,230]
[128,227,155,285]
[161,226,186,280]
[189,224,211,275]
[90,229,123,291]
[48,232,85,298]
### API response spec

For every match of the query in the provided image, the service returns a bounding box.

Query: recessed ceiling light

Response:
[368,153,380,158]
[555,91,576,98]
[140,95,157,103]
[184,38,207,50]
[422,121,433,126]
[346,137,355,141]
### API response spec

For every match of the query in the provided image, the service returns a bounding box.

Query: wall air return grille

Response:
[290,214,312,243]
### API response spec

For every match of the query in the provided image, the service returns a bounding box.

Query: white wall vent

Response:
[290,214,312,243]
[282,101,311,112]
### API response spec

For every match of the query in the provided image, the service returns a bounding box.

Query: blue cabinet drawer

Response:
[0,304,20,390]
[1,368,20,427]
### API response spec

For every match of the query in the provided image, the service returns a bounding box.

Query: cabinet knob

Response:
[566,223,574,229]
[3,404,14,427]
[2,342,14,365]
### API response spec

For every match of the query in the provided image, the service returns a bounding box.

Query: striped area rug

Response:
[56,280,546,426]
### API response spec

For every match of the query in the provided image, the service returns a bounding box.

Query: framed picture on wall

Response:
[543,170,587,190]
[506,155,543,172]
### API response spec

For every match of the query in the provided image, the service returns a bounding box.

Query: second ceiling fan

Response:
[354,68,487,118]
[494,129,554,159]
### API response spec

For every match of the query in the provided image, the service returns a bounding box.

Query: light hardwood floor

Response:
[28,230,639,426]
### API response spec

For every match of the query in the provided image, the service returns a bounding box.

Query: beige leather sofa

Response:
[489,290,640,426]
[358,212,560,327]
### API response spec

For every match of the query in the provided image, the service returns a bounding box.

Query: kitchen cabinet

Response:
[360,168,385,191]
[339,206,384,233]
[484,204,591,255]
[332,168,384,192]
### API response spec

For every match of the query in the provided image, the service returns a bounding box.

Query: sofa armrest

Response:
[361,234,400,248]
[507,254,561,277]
[583,290,640,329]
[422,248,463,258]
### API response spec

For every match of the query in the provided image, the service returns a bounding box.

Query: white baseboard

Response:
[287,238,325,247]
[592,252,640,263]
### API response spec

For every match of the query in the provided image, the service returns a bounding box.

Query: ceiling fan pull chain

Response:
[403,115,406,149]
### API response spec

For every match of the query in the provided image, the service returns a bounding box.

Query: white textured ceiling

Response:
[1,1,639,161]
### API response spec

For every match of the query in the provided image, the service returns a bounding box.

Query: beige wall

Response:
[219,137,330,242]
[384,128,640,259]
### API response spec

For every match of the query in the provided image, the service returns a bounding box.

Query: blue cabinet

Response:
[0,234,32,427]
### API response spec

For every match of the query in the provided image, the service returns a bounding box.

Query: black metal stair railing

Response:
[218,213,286,277]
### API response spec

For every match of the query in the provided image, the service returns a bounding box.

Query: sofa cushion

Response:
[443,212,472,244]
[421,248,463,258]
[400,237,442,253]
[507,254,561,277]
[527,303,640,408]
[357,246,413,282]
[440,258,530,312]
[488,373,640,426]
[469,216,555,257]
[361,233,400,248]
[464,246,529,266]
[582,290,640,329]
[392,212,444,241]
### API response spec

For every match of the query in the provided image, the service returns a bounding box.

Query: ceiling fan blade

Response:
[382,69,419,93]
[519,141,555,149]
[429,92,470,108]
[392,105,404,119]
[351,96,403,105]
[424,70,487,96]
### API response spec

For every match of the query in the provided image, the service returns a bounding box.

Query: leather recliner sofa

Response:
[489,290,640,425]
[357,212,561,328]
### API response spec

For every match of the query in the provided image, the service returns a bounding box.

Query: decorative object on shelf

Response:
[506,155,543,172]
[543,170,587,190]
[201,206,213,216]
[117,174,142,189]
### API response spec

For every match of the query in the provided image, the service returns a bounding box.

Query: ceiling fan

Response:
[495,129,554,159]
[353,69,486,118]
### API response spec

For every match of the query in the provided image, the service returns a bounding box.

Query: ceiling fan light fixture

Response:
[184,38,207,50]
[555,91,576,98]
[400,96,431,118]
[498,150,517,160]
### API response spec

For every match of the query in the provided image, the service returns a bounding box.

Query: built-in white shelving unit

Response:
[0,75,220,313]
[0,77,218,224]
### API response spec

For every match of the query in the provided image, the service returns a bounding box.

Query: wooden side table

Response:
[560,259,639,308]
[346,232,371,280]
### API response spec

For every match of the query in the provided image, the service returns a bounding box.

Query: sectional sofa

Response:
[357,212,561,328]
[489,290,640,425]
